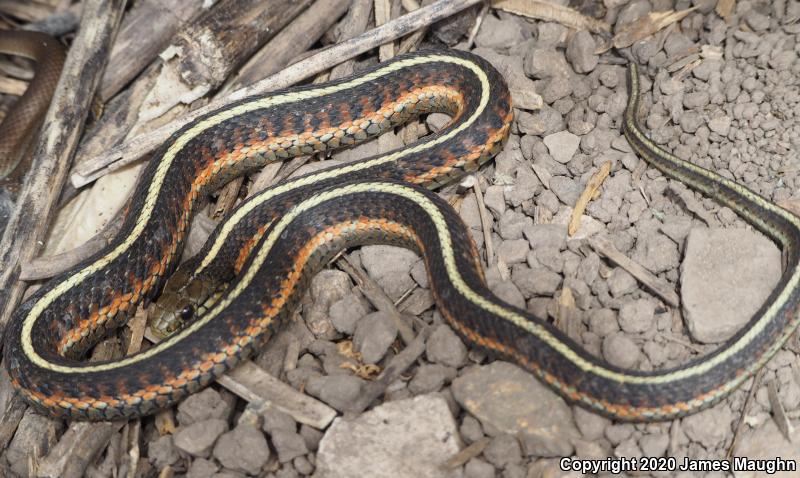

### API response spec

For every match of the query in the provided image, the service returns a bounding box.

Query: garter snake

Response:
[5,51,800,422]
[0,30,65,181]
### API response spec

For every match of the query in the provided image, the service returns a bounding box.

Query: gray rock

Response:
[483,185,506,217]
[464,458,495,478]
[496,239,529,264]
[426,324,468,368]
[307,269,352,338]
[483,434,522,469]
[270,429,309,463]
[361,245,419,300]
[306,374,365,412]
[474,15,525,50]
[632,230,680,274]
[607,268,637,297]
[618,299,655,334]
[354,311,398,363]
[549,176,581,206]
[300,424,324,452]
[708,115,731,135]
[177,387,231,426]
[543,131,581,164]
[523,224,567,250]
[681,228,781,343]
[530,245,563,273]
[460,415,485,444]
[682,406,733,449]
[572,406,610,440]
[262,408,296,435]
[512,266,562,297]
[148,435,179,469]
[602,333,640,369]
[213,424,270,474]
[329,293,369,335]
[639,433,668,457]
[566,30,598,73]
[409,363,457,394]
[451,362,579,457]
[498,210,533,240]
[186,458,219,478]
[174,418,228,458]
[316,395,462,478]
[294,455,314,475]
[491,280,526,309]
[587,308,618,337]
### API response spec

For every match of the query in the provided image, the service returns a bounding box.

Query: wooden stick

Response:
[0,0,126,332]
[589,236,680,307]
[70,0,483,188]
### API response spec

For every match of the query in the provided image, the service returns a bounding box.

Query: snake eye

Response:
[179,305,194,321]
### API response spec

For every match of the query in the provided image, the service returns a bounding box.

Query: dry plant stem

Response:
[0,0,126,333]
[329,0,373,79]
[336,255,416,345]
[350,326,432,413]
[218,361,337,429]
[169,0,313,90]
[375,0,394,60]
[589,236,680,307]
[99,0,205,102]
[24,2,82,36]
[71,0,484,187]
[465,2,489,49]
[0,395,26,453]
[726,369,764,459]
[568,160,611,236]
[230,0,351,90]
[36,422,125,478]
[20,215,123,280]
[492,0,610,34]
[471,178,494,266]
[443,437,490,469]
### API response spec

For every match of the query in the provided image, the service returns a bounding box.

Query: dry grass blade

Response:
[569,160,611,236]
[442,437,490,470]
[613,8,697,49]
[492,0,610,34]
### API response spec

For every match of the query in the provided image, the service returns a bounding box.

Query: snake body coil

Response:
[5,51,800,422]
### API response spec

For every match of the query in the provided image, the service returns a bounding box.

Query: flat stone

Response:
[682,406,733,449]
[426,324,468,368]
[176,387,231,426]
[305,374,365,412]
[361,245,419,301]
[270,429,309,463]
[316,395,462,478]
[543,131,581,164]
[212,424,270,474]
[451,361,578,457]
[174,419,228,458]
[353,311,398,364]
[681,228,781,343]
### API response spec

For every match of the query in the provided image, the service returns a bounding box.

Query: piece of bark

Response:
[70,0,483,187]
[328,0,373,79]
[218,361,337,429]
[23,2,82,36]
[230,0,350,90]
[0,0,126,331]
[141,0,312,122]
[99,0,206,102]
